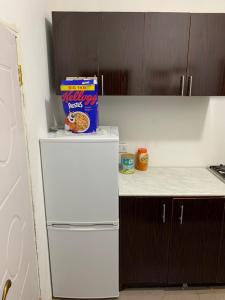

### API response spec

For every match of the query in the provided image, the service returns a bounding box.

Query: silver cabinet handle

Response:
[101,74,104,96]
[188,75,193,96]
[162,203,166,223]
[180,75,185,96]
[179,205,184,225]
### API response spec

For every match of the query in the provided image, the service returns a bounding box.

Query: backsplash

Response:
[52,95,225,166]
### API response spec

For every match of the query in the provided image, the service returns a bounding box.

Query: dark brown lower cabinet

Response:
[119,196,225,288]
[119,196,172,287]
[217,207,225,283]
[168,197,224,285]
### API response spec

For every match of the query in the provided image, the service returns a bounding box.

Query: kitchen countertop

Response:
[119,167,225,197]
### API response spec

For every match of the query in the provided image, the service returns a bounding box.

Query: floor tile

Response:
[119,288,225,300]
[163,290,199,300]
[120,289,165,300]
[120,289,165,299]
[214,294,225,300]
[199,293,215,300]
[195,288,214,294]
[214,288,225,293]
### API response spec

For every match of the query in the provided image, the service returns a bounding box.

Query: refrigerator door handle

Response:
[50,223,119,231]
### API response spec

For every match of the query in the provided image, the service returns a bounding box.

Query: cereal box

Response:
[60,77,98,134]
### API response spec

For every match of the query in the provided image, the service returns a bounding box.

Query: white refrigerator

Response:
[40,126,119,299]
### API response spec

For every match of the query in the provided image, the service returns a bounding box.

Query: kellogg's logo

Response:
[62,91,97,106]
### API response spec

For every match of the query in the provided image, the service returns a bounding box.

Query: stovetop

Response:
[209,164,225,183]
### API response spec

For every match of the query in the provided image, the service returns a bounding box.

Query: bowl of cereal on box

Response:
[73,112,90,133]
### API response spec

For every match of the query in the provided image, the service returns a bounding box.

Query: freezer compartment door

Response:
[48,225,119,299]
[41,141,118,223]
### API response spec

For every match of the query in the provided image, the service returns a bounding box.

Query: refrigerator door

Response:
[47,224,119,299]
[40,140,118,223]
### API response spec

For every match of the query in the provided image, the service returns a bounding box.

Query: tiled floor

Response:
[120,288,225,300]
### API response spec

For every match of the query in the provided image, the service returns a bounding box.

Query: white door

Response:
[0,24,40,300]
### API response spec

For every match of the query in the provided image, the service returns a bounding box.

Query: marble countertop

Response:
[119,167,225,196]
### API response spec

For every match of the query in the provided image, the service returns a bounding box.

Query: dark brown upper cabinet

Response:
[98,13,144,95]
[143,13,190,95]
[52,12,100,94]
[187,14,225,96]
[168,197,224,285]
[52,12,225,96]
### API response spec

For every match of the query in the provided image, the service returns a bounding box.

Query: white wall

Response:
[47,0,225,166]
[100,96,225,166]
[0,1,52,300]
[47,0,225,13]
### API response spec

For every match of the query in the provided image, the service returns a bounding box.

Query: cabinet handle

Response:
[162,203,166,223]
[101,74,104,96]
[179,205,184,225]
[2,280,12,300]
[180,75,185,96]
[187,75,193,96]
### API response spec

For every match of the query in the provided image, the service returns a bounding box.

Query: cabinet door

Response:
[119,196,172,287]
[52,12,99,94]
[99,13,144,95]
[168,197,224,284]
[187,14,225,96]
[216,202,225,283]
[143,13,190,95]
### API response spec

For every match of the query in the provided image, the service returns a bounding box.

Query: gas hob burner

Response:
[209,164,225,183]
